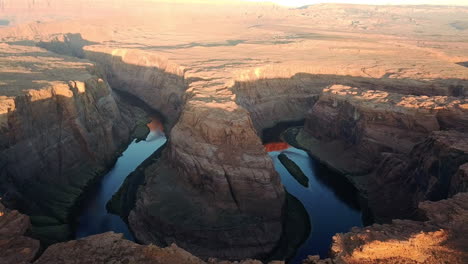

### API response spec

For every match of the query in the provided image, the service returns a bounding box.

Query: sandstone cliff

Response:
[34,232,283,264]
[0,43,139,244]
[83,46,187,128]
[368,130,468,221]
[0,201,40,264]
[304,193,468,264]
[1,2,467,262]
[0,201,280,264]
[301,85,467,174]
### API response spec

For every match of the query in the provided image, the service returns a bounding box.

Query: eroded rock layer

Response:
[303,193,468,264]
[0,1,467,262]
[0,201,40,264]
[0,43,139,243]
[368,130,468,220]
[34,232,282,264]
[84,46,188,128]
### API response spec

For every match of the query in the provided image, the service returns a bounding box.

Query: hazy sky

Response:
[246,0,468,7]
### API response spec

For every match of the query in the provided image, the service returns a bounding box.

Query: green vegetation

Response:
[278,153,309,187]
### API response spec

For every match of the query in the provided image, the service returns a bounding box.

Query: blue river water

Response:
[74,118,361,263]
[75,118,167,240]
[268,146,363,263]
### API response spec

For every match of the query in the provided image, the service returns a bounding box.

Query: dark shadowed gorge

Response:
[0,1,467,264]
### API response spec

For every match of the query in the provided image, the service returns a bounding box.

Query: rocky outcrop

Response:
[301,85,468,175]
[293,85,468,220]
[304,193,468,264]
[0,201,40,264]
[233,73,454,134]
[2,2,468,262]
[0,44,139,244]
[37,33,95,59]
[450,163,468,196]
[368,130,468,221]
[83,46,187,128]
[129,99,285,260]
[3,35,287,259]
[34,232,282,264]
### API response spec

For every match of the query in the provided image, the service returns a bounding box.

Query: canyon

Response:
[0,0,467,263]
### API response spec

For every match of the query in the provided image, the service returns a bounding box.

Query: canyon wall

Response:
[233,69,467,134]
[0,201,40,264]
[75,46,286,260]
[298,84,468,220]
[233,65,467,223]
[83,47,187,128]
[1,2,467,261]
[305,193,468,264]
[368,130,468,221]
[0,44,139,244]
[4,190,468,264]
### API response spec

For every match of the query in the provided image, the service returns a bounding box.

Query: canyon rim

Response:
[0,0,467,263]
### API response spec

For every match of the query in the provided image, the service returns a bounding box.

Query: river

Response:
[266,142,363,263]
[74,117,362,263]
[75,118,167,240]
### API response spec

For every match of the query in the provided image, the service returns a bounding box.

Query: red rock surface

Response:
[0,1,467,261]
[34,232,282,264]
[0,201,40,264]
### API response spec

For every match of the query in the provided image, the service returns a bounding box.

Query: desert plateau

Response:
[0,0,467,263]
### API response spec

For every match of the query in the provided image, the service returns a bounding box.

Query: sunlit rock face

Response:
[331,193,468,264]
[296,84,468,220]
[0,44,137,243]
[34,232,282,264]
[303,85,467,173]
[0,1,467,262]
[0,201,40,264]
[128,76,285,260]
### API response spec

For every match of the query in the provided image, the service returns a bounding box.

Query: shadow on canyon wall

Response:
[0,37,189,246]
[100,32,346,51]
[457,61,468,68]
[83,49,187,130]
[233,71,467,223]
[0,35,467,260]
[0,93,127,245]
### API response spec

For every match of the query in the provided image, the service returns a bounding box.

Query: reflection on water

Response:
[265,142,290,152]
[75,118,167,240]
[268,146,363,263]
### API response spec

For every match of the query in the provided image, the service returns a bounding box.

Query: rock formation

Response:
[0,201,40,264]
[295,85,468,220]
[304,193,468,264]
[368,131,468,220]
[0,201,279,264]
[83,47,187,128]
[0,1,467,263]
[34,232,282,264]
[0,43,141,244]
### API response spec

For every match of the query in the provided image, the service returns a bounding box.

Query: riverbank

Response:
[281,127,369,195]
[29,105,150,246]
[74,117,167,240]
